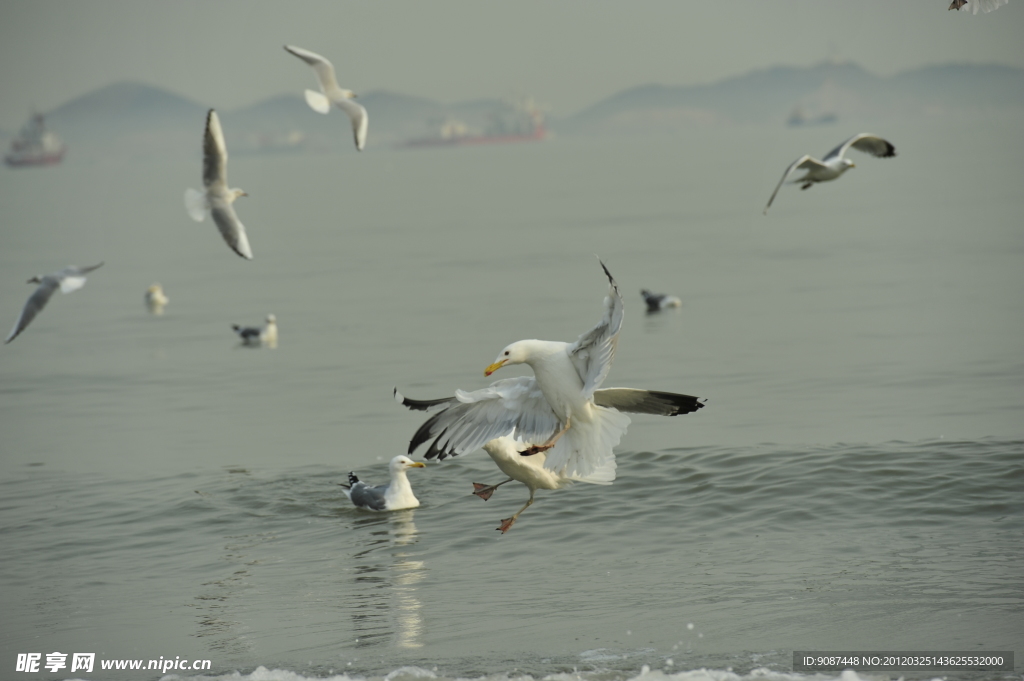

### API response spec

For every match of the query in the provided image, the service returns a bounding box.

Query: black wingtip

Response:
[347,472,360,485]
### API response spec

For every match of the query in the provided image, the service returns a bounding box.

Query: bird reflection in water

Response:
[349,510,425,649]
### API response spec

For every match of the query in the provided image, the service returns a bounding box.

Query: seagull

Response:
[394,260,706,487]
[339,455,426,511]
[284,44,368,151]
[184,109,253,259]
[641,289,682,313]
[763,133,897,214]
[232,314,277,347]
[145,283,169,315]
[948,0,1007,12]
[6,263,104,344]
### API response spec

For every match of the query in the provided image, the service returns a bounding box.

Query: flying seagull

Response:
[184,109,253,259]
[339,455,426,511]
[394,260,706,487]
[641,289,682,313]
[764,133,896,214]
[284,44,368,151]
[948,0,1007,13]
[232,314,277,347]
[6,263,104,344]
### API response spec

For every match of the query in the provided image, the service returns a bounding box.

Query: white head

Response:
[841,158,856,172]
[390,455,426,473]
[231,188,248,201]
[484,340,535,376]
[266,314,276,324]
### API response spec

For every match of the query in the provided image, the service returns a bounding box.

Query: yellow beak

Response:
[484,359,507,376]
[408,462,426,468]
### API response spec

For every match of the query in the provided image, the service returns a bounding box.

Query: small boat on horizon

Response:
[5,113,66,168]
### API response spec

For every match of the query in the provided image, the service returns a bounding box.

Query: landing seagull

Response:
[184,109,253,260]
[764,133,896,214]
[339,455,426,511]
[232,314,277,347]
[948,0,1007,13]
[641,289,682,313]
[6,263,104,344]
[395,260,706,496]
[284,45,368,151]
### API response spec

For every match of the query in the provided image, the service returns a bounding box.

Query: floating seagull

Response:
[284,44,368,151]
[232,314,277,347]
[339,455,426,511]
[6,263,104,344]
[641,289,682,313]
[948,0,1007,12]
[395,261,705,485]
[763,133,897,214]
[184,109,253,259]
[145,283,169,315]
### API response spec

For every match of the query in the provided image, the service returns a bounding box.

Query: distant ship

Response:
[786,106,837,128]
[402,97,545,149]
[5,113,66,167]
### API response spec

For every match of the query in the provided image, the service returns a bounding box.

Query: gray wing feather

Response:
[348,482,389,511]
[399,376,560,460]
[594,388,706,416]
[568,261,624,398]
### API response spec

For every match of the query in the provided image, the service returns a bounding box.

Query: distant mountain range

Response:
[16,60,1024,161]
[562,61,1024,133]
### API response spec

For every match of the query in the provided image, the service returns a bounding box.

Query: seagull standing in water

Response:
[284,45,368,151]
[948,0,1007,12]
[641,289,682,313]
[184,109,253,259]
[340,455,426,511]
[6,263,104,344]
[764,133,897,214]
[395,260,706,505]
[145,284,169,315]
[232,314,277,347]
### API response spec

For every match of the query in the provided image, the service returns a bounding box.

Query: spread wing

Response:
[211,202,253,260]
[6,277,60,344]
[763,155,828,214]
[284,45,340,93]
[568,261,624,398]
[335,97,368,151]
[202,109,228,190]
[823,133,896,163]
[394,377,561,460]
[594,388,706,416]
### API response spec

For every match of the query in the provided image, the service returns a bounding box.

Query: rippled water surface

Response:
[1,117,1022,680]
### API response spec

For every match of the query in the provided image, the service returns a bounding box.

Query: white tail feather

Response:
[543,407,630,483]
[184,188,208,222]
[60,276,86,294]
[304,89,331,114]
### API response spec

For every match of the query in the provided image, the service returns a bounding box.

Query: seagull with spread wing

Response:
[184,109,253,259]
[6,263,104,344]
[284,44,368,152]
[763,133,897,214]
[395,261,706,503]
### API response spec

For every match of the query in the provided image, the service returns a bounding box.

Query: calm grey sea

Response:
[1,115,1022,681]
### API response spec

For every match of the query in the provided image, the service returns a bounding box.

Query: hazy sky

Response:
[1,0,1022,129]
